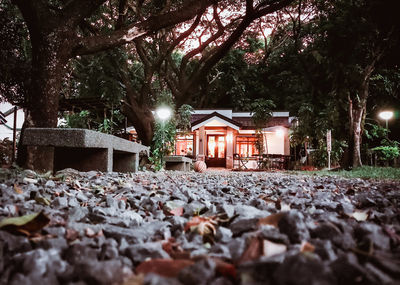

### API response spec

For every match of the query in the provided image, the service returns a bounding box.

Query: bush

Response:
[0,138,13,165]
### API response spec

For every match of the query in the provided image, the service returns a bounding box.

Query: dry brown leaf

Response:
[185,216,217,236]
[238,236,263,264]
[13,184,23,194]
[65,228,79,241]
[258,212,285,227]
[300,241,315,253]
[136,259,194,278]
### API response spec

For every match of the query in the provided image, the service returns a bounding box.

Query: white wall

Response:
[0,103,25,140]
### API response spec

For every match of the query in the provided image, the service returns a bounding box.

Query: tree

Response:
[62,0,296,146]
[5,0,221,171]
[314,0,400,167]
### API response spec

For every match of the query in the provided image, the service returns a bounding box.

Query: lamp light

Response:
[156,107,172,121]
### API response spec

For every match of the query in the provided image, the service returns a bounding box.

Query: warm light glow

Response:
[156,107,172,121]
[226,133,233,143]
[276,128,284,137]
[379,111,393,121]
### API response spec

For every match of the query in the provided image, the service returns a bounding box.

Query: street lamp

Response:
[379,111,393,137]
[155,106,172,169]
[156,107,172,121]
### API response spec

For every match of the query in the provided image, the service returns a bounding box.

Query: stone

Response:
[278,210,310,243]
[76,192,88,202]
[45,180,56,188]
[106,195,118,208]
[273,253,336,285]
[125,242,170,263]
[354,223,391,251]
[230,218,259,236]
[179,258,216,285]
[215,227,233,243]
[76,260,125,284]
[52,197,68,208]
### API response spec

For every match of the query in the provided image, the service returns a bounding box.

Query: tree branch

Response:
[73,0,218,56]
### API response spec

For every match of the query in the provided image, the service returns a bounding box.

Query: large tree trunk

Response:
[18,32,71,172]
[122,94,155,147]
[346,79,369,169]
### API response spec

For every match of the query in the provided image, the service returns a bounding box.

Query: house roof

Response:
[191,112,242,131]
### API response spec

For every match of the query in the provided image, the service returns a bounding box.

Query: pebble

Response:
[0,169,399,284]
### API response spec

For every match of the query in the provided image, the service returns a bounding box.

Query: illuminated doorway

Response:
[206,135,226,167]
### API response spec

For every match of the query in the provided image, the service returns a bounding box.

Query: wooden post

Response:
[12,107,17,163]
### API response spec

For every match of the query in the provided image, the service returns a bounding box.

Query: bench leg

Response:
[26,146,55,173]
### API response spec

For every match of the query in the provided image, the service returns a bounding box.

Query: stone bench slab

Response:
[164,156,192,171]
[23,128,149,173]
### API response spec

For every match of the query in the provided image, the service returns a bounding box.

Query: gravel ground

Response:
[0,168,399,285]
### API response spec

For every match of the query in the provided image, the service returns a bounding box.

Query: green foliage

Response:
[149,92,194,170]
[372,146,400,161]
[364,122,388,140]
[60,110,92,129]
[311,139,347,168]
[297,166,400,181]
[60,109,124,134]
[250,98,276,128]
[149,120,177,171]
[176,104,194,134]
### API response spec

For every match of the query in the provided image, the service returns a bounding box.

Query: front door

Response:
[206,135,226,167]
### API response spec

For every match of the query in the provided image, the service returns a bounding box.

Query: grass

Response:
[293,166,400,180]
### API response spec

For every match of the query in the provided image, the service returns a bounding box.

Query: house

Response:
[173,109,292,169]
[0,102,24,140]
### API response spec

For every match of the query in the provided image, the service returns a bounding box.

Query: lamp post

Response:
[156,106,172,169]
[379,111,393,138]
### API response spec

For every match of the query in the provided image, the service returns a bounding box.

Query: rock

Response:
[125,242,170,263]
[215,227,233,243]
[278,211,310,243]
[68,197,80,207]
[69,206,89,222]
[354,223,391,251]
[273,253,336,285]
[52,197,68,208]
[230,218,259,236]
[76,260,126,285]
[234,205,269,220]
[179,258,216,285]
[106,195,118,208]
[0,231,32,253]
[76,192,88,202]
[143,273,183,285]
[99,239,119,260]
[331,252,372,284]
[45,180,56,188]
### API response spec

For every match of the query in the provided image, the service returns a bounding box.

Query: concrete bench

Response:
[164,156,192,171]
[22,128,149,172]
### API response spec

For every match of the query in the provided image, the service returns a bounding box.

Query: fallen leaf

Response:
[349,210,369,221]
[258,212,285,227]
[13,184,23,194]
[136,259,194,278]
[35,196,51,206]
[66,228,79,241]
[0,211,50,236]
[300,241,315,253]
[263,240,287,257]
[213,258,237,279]
[185,216,217,237]
[238,236,263,264]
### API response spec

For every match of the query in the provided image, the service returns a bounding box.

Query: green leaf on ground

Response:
[0,211,50,236]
